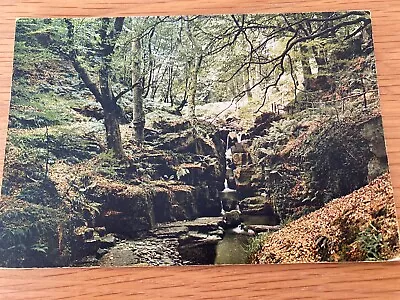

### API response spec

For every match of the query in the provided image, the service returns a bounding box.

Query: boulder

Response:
[99,234,117,248]
[82,239,101,257]
[358,116,389,181]
[95,226,107,237]
[178,232,222,264]
[248,112,281,137]
[239,196,275,216]
[232,152,252,166]
[96,248,109,259]
[148,216,223,265]
[87,179,156,237]
[233,166,255,196]
[222,210,242,229]
[146,110,190,133]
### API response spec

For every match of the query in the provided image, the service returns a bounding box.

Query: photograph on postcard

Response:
[1,11,399,267]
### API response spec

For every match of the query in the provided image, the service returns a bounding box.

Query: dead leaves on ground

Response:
[252,173,399,264]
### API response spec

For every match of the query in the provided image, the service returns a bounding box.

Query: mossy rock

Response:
[0,196,85,267]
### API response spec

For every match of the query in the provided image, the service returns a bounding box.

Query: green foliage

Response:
[0,198,84,267]
[245,233,267,263]
[94,150,121,178]
[13,35,58,75]
[297,120,371,203]
[68,193,102,218]
[16,180,62,208]
[357,223,383,261]
[252,117,298,160]
[8,126,101,163]
[10,92,79,129]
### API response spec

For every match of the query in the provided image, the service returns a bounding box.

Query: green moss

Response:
[9,91,81,128]
[0,197,84,267]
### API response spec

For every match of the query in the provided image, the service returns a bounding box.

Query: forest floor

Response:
[251,173,400,263]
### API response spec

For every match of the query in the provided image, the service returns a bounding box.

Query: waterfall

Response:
[220,200,226,216]
[225,132,232,160]
[222,178,235,193]
[226,148,232,160]
[237,132,242,143]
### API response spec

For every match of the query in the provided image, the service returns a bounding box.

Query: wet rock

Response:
[239,196,275,216]
[178,232,222,265]
[87,180,156,237]
[248,112,281,137]
[74,256,99,267]
[226,167,235,188]
[97,216,224,266]
[233,166,255,196]
[232,152,252,166]
[152,187,174,223]
[83,227,95,240]
[246,224,281,234]
[99,234,117,248]
[96,248,109,259]
[226,225,256,236]
[151,224,189,239]
[82,239,100,256]
[95,226,107,237]
[169,184,198,220]
[222,210,242,229]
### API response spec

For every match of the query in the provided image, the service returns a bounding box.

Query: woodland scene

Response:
[0,11,399,267]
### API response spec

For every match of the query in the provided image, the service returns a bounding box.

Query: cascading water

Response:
[215,130,254,264]
[225,133,232,160]
[222,178,235,193]
[237,132,242,143]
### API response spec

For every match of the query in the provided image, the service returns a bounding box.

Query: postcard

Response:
[1,11,398,267]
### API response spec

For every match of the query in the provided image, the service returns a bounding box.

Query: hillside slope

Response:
[252,173,399,263]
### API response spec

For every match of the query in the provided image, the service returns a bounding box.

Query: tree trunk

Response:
[131,38,145,145]
[187,55,202,118]
[185,18,203,120]
[300,44,312,91]
[168,66,174,106]
[104,108,124,158]
[65,17,125,159]
[99,61,125,158]
[312,46,328,75]
[244,68,253,99]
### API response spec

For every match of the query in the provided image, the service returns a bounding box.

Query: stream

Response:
[78,130,280,267]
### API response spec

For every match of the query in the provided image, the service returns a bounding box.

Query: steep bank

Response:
[251,173,399,263]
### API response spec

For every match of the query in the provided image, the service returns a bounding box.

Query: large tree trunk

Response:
[99,59,125,158]
[131,38,145,145]
[104,108,124,157]
[65,17,125,159]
